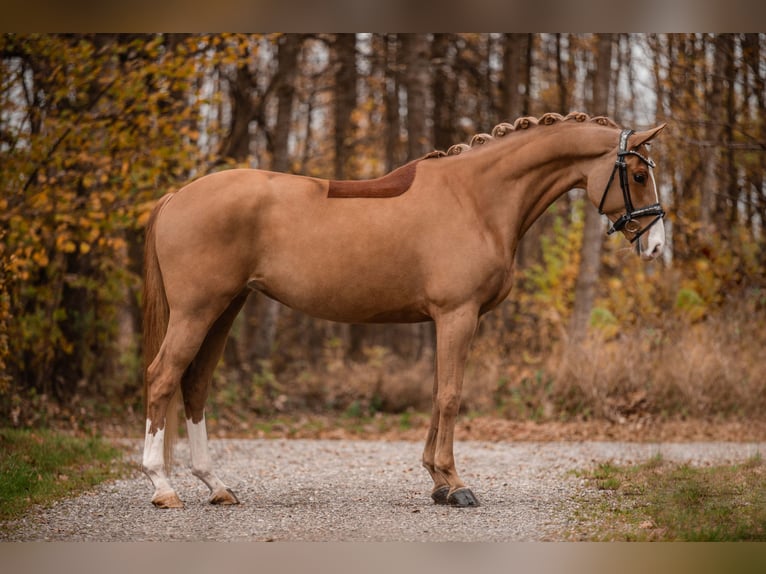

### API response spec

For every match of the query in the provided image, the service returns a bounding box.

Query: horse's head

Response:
[589,124,667,261]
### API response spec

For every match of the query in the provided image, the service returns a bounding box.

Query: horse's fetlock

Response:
[142,460,163,479]
[433,458,455,477]
[191,466,210,482]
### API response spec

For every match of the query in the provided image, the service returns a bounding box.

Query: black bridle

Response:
[598,129,665,243]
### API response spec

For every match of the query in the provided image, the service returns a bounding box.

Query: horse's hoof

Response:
[152,491,184,509]
[209,487,240,505]
[431,485,450,505]
[448,487,480,507]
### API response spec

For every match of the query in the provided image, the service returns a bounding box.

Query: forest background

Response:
[1,33,764,435]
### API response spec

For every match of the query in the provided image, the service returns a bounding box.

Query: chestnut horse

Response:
[142,112,667,508]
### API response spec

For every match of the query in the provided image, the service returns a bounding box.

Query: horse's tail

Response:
[142,193,179,473]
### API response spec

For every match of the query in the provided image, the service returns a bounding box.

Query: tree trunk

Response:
[743,34,765,249]
[384,34,402,172]
[702,34,727,230]
[432,33,457,152]
[507,34,544,270]
[568,33,614,342]
[249,34,301,365]
[396,33,434,360]
[228,36,301,373]
[331,34,369,360]
[333,33,357,179]
[722,35,738,227]
[502,33,527,121]
[402,34,431,159]
[555,33,569,114]
[218,62,256,162]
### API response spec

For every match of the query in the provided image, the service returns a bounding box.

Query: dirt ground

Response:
[6,437,763,542]
[95,411,766,443]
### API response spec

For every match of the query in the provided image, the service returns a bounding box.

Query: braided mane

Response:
[329,113,622,198]
[424,112,620,158]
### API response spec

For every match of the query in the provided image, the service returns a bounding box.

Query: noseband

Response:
[598,129,665,243]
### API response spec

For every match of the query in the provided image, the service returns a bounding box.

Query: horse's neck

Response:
[460,124,617,243]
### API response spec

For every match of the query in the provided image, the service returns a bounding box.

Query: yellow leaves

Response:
[56,236,77,254]
[103,236,127,253]
[135,200,158,229]
[1,33,227,393]
[694,258,710,274]
[100,191,116,205]
[31,250,50,267]
[29,191,50,210]
[589,307,620,340]
[81,174,96,189]
[8,262,30,283]
[521,204,584,320]
[674,288,706,323]
[178,125,200,142]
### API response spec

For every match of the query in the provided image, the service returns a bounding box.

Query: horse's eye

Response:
[633,173,646,184]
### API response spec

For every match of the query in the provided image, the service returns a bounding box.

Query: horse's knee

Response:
[437,391,461,415]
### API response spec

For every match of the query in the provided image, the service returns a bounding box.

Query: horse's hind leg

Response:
[182,292,248,505]
[144,301,233,508]
[143,320,205,508]
[143,419,181,508]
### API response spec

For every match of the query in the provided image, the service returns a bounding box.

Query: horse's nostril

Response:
[649,242,663,259]
[640,241,664,261]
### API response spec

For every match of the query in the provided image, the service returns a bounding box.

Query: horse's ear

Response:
[629,123,667,149]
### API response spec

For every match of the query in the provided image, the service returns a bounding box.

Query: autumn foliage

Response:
[1,34,765,429]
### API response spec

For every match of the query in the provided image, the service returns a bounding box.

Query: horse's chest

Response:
[479,265,516,315]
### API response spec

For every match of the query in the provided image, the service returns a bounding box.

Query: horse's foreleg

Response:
[426,307,480,507]
[182,293,247,505]
[422,360,450,503]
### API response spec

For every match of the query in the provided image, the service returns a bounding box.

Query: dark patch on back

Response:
[328,160,420,199]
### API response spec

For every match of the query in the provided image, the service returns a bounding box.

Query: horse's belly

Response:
[247,270,430,324]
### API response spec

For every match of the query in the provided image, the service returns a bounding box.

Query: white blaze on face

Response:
[640,165,665,261]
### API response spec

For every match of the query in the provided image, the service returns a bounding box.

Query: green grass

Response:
[0,428,127,522]
[572,453,766,541]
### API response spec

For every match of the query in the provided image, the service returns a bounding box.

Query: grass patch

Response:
[572,453,766,541]
[0,428,126,522]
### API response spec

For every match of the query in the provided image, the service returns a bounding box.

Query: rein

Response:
[598,129,665,243]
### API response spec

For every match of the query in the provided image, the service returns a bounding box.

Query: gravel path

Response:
[3,439,764,542]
